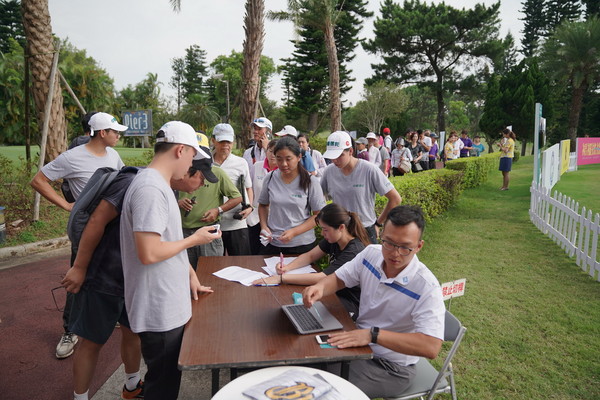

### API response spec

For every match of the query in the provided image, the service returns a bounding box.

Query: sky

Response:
[48,0,525,109]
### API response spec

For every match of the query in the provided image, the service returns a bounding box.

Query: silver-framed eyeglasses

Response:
[380,239,413,256]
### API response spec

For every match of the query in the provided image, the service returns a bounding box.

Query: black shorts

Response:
[69,288,131,345]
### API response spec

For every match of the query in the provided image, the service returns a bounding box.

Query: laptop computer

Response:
[282,302,343,334]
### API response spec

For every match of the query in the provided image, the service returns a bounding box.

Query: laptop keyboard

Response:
[287,304,324,331]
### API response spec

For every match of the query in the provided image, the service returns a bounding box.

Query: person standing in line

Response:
[247,140,278,255]
[211,123,254,256]
[30,111,126,360]
[258,137,326,255]
[391,138,412,177]
[428,133,439,170]
[459,130,473,158]
[382,127,393,153]
[419,130,432,171]
[177,147,243,268]
[355,137,370,162]
[243,117,272,179]
[297,132,328,179]
[321,131,402,244]
[274,125,317,174]
[366,132,383,167]
[407,132,424,173]
[444,131,460,162]
[499,128,516,190]
[378,140,391,177]
[120,121,217,400]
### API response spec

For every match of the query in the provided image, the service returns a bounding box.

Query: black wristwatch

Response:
[370,326,380,344]
[374,220,383,228]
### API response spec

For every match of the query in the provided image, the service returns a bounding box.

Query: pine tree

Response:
[583,0,600,18]
[170,57,185,114]
[545,0,583,34]
[0,0,25,53]
[521,0,547,56]
[182,44,208,102]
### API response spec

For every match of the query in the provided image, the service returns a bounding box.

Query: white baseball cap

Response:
[156,121,209,160]
[275,125,298,138]
[89,112,128,136]
[212,123,235,142]
[323,131,353,159]
[251,117,273,131]
[366,132,378,140]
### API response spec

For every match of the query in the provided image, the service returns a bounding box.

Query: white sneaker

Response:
[56,332,78,359]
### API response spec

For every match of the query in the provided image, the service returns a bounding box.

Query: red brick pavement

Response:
[0,253,121,400]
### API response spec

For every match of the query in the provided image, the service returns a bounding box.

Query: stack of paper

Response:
[212,266,268,286]
[262,256,317,276]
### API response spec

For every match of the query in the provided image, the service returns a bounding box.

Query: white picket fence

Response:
[529,182,600,281]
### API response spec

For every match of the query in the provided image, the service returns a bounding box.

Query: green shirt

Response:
[180,166,241,229]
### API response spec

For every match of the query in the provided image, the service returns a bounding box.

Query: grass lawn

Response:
[552,163,600,213]
[0,145,149,164]
[416,156,600,399]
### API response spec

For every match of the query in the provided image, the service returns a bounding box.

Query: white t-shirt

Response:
[214,153,252,232]
[120,168,191,333]
[258,170,326,247]
[335,246,445,366]
[391,148,412,168]
[384,136,393,152]
[243,145,266,180]
[368,146,382,167]
[321,160,394,227]
[247,161,269,227]
[310,148,328,178]
[41,144,124,200]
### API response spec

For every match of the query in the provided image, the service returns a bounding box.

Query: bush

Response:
[375,168,464,222]
[121,149,154,167]
[444,153,499,188]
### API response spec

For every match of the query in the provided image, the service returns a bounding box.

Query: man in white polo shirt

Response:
[243,117,272,177]
[212,123,253,255]
[303,205,445,398]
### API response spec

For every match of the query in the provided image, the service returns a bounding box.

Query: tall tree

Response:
[479,74,506,152]
[583,0,600,18]
[0,0,25,53]
[271,0,349,132]
[170,56,185,113]
[364,0,504,133]
[21,0,67,162]
[521,0,547,56]
[0,38,28,144]
[182,44,208,101]
[546,0,583,33]
[240,0,265,144]
[169,0,265,145]
[541,17,600,145]
[279,0,372,132]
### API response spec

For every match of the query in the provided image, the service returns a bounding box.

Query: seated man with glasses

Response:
[303,205,445,398]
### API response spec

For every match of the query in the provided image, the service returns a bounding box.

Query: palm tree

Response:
[21,0,67,162]
[170,0,264,144]
[270,0,343,132]
[542,18,600,145]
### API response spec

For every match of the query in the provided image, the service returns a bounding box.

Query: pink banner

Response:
[577,137,600,166]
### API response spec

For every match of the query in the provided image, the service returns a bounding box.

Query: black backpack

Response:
[67,167,135,253]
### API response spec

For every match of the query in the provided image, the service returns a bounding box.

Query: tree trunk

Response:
[21,0,67,163]
[568,83,587,148]
[323,20,341,132]
[521,138,527,156]
[240,0,265,146]
[435,77,445,133]
[307,112,319,133]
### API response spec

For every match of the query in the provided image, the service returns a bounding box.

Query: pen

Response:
[280,251,284,270]
[254,283,280,287]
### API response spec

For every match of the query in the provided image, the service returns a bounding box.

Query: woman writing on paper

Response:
[253,203,370,317]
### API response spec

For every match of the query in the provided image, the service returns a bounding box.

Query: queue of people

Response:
[34,116,515,399]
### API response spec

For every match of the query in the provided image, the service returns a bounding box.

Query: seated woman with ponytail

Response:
[253,203,370,317]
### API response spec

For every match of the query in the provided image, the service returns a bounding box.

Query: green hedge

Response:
[443,153,499,188]
[376,168,464,222]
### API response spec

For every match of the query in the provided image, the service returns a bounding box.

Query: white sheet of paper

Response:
[213,266,269,286]
[261,256,317,276]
